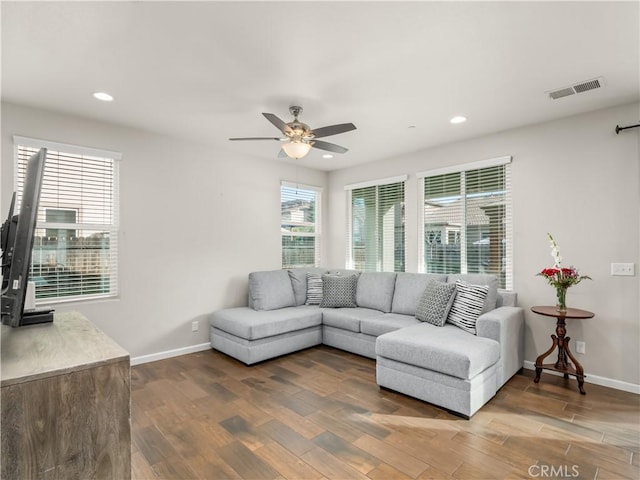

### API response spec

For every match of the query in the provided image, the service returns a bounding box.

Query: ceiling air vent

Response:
[573,78,602,93]
[548,87,575,100]
[547,77,605,100]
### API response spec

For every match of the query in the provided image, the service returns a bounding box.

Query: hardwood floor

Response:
[131,346,640,480]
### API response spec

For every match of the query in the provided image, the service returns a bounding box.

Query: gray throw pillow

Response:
[320,274,358,308]
[305,272,323,305]
[447,280,489,335]
[415,280,457,326]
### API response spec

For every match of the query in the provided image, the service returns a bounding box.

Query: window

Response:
[14,137,120,302]
[346,176,406,272]
[281,182,321,268]
[419,156,512,288]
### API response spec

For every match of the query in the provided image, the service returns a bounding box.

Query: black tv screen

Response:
[1,148,53,327]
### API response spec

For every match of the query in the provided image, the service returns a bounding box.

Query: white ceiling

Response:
[2,1,639,171]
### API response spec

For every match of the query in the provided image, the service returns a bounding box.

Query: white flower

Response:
[548,233,562,268]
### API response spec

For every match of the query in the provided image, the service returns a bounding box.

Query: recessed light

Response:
[450,116,467,124]
[322,154,333,159]
[93,92,114,102]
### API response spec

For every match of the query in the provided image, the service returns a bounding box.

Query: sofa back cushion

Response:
[355,272,397,313]
[288,268,327,306]
[327,268,361,277]
[391,273,447,315]
[447,274,498,313]
[249,270,296,311]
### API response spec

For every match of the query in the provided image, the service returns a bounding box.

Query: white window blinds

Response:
[346,176,406,272]
[14,138,120,302]
[281,182,321,268]
[419,157,512,288]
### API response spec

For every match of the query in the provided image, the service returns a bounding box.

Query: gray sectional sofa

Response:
[210,268,524,418]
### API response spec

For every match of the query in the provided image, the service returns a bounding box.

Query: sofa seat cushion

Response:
[360,313,421,337]
[211,306,322,340]
[322,308,384,333]
[376,323,500,380]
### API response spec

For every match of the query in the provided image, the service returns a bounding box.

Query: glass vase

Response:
[556,287,567,313]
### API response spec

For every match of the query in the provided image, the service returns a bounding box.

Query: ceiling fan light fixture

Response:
[282,140,311,159]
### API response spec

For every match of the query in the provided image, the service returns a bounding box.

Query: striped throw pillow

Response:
[305,273,323,305]
[447,280,489,335]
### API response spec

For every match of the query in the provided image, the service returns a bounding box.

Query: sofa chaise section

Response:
[375,287,524,417]
[376,323,501,418]
[211,305,323,365]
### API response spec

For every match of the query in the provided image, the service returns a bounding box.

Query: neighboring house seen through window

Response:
[281,182,321,268]
[14,137,120,302]
[419,156,512,289]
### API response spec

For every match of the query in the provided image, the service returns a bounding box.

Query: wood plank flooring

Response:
[131,346,640,480]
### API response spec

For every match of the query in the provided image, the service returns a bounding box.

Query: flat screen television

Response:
[1,148,54,327]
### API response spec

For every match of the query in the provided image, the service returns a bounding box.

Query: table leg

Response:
[555,336,570,371]
[534,334,558,383]
[564,339,586,395]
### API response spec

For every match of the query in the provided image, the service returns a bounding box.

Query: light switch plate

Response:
[611,263,635,276]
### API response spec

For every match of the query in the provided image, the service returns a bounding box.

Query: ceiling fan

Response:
[229,106,356,159]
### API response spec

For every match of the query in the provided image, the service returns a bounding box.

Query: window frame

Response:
[280,181,322,269]
[13,136,121,304]
[418,156,513,289]
[345,175,407,272]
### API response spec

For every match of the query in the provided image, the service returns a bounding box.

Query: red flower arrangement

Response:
[538,267,590,289]
[537,234,591,311]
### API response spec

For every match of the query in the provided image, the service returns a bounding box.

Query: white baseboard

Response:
[523,361,640,395]
[130,348,639,395]
[130,342,212,366]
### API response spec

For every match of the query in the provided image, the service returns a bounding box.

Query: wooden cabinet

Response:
[1,312,131,479]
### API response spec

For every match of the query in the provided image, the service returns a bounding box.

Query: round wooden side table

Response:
[531,305,594,395]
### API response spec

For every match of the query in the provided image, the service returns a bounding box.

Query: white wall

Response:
[327,102,640,387]
[1,102,327,359]
[2,101,639,389]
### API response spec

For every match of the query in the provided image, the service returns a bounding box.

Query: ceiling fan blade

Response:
[278,149,288,158]
[229,137,283,141]
[263,113,293,135]
[311,140,348,154]
[310,123,356,139]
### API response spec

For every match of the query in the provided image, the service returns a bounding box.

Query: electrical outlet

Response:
[575,341,586,354]
[191,320,199,332]
[611,262,635,276]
